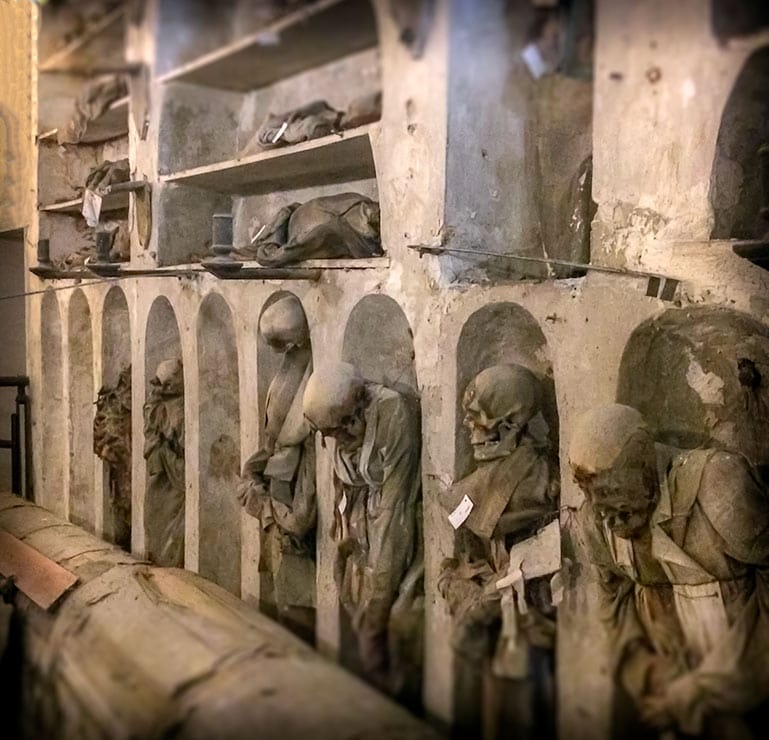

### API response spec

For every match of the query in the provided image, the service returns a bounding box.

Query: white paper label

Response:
[82,189,103,227]
[448,494,474,529]
[272,121,289,143]
[338,492,348,516]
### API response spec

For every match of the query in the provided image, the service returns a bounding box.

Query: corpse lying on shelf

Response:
[241,92,382,154]
[58,74,128,145]
[235,192,382,267]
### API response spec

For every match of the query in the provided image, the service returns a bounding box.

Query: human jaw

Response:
[464,408,523,461]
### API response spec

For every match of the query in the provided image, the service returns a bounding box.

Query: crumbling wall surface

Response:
[0,493,437,740]
[0,0,34,233]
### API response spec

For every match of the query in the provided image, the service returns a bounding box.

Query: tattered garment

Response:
[237,193,382,267]
[93,366,132,550]
[242,346,316,611]
[592,448,769,738]
[439,438,558,663]
[246,100,342,152]
[58,74,128,145]
[143,365,185,568]
[332,384,422,694]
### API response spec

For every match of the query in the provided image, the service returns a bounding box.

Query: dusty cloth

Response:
[84,158,130,192]
[240,296,316,615]
[93,366,132,550]
[58,74,128,145]
[235,193,382,267]
[244,100,342,153]
[439,437,559,655]
[331,383,423,699]
[143,359,185,568]
[585,447,769,738]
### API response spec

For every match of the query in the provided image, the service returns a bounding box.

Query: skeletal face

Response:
[463,404,525,461]
[316,406,366,452]
[581,463,659,539]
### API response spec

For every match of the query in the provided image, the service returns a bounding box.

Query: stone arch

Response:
[99,286,132,549]
[197,292,241,595]
[455,301,557,478]
[617,306,769,467]
[709,45,769,240]
[342,294,417,392]
[144,296,185,566]
[67,289,95,531]
[40,290,66,516]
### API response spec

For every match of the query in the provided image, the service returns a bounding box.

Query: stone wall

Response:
[24,1,769,737]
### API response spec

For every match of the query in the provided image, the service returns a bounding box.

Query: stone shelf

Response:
[39,191,129,215]
[159,125,377,195]
[157,0,377,91]
[39,5,126,74]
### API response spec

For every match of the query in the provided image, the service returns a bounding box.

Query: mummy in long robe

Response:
[239,295,316,638]
[571,404,769,739]
[143,359,185,568]
[303,362,423,704]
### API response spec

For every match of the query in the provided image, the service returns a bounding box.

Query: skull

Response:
[259,294,310,353]
[462,364,541,462]
[303,362,368,451]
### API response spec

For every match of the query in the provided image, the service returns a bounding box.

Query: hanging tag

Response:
[271,121,289,144]
[82,189,103,227]
[448,494,474,529]
[338,491,348,515]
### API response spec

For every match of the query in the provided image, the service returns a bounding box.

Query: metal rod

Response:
[11,412,21,495]
[409,244,675,281]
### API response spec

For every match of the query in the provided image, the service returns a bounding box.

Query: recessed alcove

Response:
[40,290,66,517]
[341,294,417,392]
[197,292,241,595]
[340,293,421,692]
[67,289,95,531]
[617,307,769,467]
[455,302,557,478]
[143,296,185,566]
[100,286,131,548]
[710,46,769,241]
[451,300,558,736]
[152,0,381,266]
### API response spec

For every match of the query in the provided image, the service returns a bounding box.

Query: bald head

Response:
[259,294,309,352]
[303,362,367,449]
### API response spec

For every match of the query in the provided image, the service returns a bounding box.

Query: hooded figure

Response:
[571,404,769,739]
[143,359,185,567]
[303,361,423,705]
[239,295,316,640]
[438,364,559,739]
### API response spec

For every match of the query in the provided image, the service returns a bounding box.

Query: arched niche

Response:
[67,290,95,531]
[144,296,185,566]
[452,302,559,738]
[340,294,420,690]
[617,307,769,468]
[40,290,66,516]
[709,46,769,240]
[197,293,241,596]
[99,286,132,549]
[455,302,558,478]
[342,295,417,393]
[255,290,315,637]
